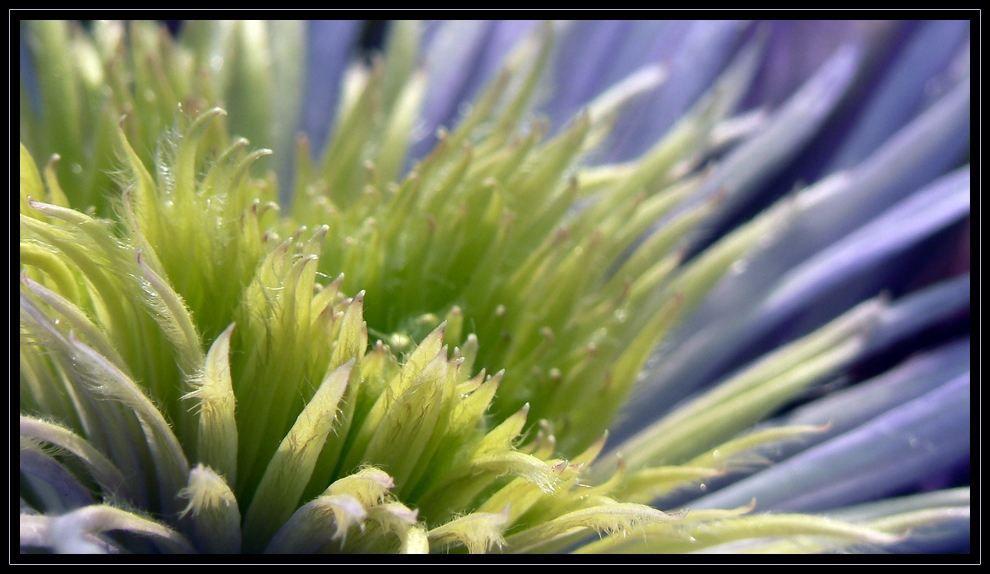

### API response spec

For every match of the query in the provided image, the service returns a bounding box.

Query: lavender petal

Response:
[689,373,970,512]
[824,21,970,173]
[301,20,362,158]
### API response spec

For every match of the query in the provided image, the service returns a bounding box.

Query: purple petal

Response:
[823,21,970,173]
[544,20,642,129]
[692,74,970,323]
[20,513,124,554]
[783,338,969,434]
[639,78,970,414]
[751,166,969,337]
[20,448,95,512]
[675,41,863,228]
[603,20,749,161]
[689,373,970,512]
[20,24,41,114]
[613,45,867,429]
[409,20,538,162]
[409,20,498,159]
[301,20,362,158]
[653,337,970,510]
[616,266,971,448]
[867,272,970,354]
[588,21,688,92]
[692,44,970,258]
[740,20,894,110]
[417,20,445,51]
[825,488,970,553]
[548,21,695,159]
[472,20,540,88]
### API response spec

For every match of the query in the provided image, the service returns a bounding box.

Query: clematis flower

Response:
[18,19,970,556]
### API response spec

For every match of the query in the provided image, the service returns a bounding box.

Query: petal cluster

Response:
[19,19,969,555]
